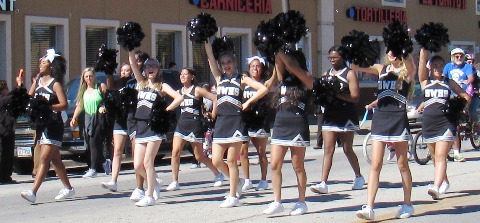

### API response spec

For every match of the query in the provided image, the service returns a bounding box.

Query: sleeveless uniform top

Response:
[326,67,355,109]
[423,78,451,116]
[83,84,102,115]
[35,77,59,106]
[376,65,410,112]
[216,73,243,116]
[276,74,309,117]
[179,86,202,118]
[242,79,263,103]
[135,85,161,120]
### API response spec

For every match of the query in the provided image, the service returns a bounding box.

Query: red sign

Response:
[419,0,466,9]
[347,6,407,24]
[190,0,272,14]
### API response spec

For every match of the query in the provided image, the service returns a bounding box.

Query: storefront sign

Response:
[189,0,272,14]
[346,6,407,24]
[0,0,15,12]
[419,0,466,9]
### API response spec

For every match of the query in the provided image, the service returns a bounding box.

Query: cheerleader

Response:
[263,50,313,216]
[20,49,74,203]
[166,67,223,191]
[128,50,183,207]
[239,56,272,191]
[353,51,416,220]
[310,45,364,194]
[204,40,268,208]
[418,48,470,199]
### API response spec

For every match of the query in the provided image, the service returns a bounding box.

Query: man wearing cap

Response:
[443,48,475,162]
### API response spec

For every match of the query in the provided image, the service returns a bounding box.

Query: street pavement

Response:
[1,125,480,222]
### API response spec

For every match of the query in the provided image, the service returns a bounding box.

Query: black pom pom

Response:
[26,95,52,132]
[273,10,309,44]
[95,44,118,75]
[253,19,283,64]
[211,36,234,60]
[382,20,413,58]
[187,12,218,44]
[414,22,449,53]
[444,96,467,123]
[116,22,145,51]
[6,87,30,118]
[242,99,268,130]
[149,96,170,134]
[312,76,341,107]
[341,30,381,68]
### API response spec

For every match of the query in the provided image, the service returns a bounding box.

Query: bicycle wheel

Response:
[469,123,480,150]
[362,132,373,164]
[412,131,431,165]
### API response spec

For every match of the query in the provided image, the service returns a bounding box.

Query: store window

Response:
[156,31,175,69]
[191,42,211,84]
[0,14,11,86]
[81,19,119,72]
[222,27,252,73]
[25,16,68,85]
[152,24,186,71]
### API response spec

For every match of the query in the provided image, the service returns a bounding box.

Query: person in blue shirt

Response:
[443,48,475,162]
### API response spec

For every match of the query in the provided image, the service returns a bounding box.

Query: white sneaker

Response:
[396,204,414,219]
[82,169,97,178]
[242,179,253,191]
[256,180,269,191]
[427,186,440,200]
[101,181,118,192]
[310,181,328,194]
[153,179,162,201]
[439,181,450,194]
[290,202,308,216]
[129,188,145,201]
[263,202,284,215]
[236,178,244,198]
[356,205,374,220]
[55,188,75,200]
[387,150,396,161]
[352,176,365,190]
[190,163,201,169]
[103,159,111,175]
[20,190,36,203]
[219,196,239,208]
[166,181,180,191]
[213,173,224,187]
[135,196,155,207]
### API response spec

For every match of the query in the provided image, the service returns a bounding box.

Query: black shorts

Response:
[38,114,64,147]
[370,110,410,142]
[212,115,247,144]
[174,115,204,143]
[322,105,359,132]
[422,113,456,143]
[135,119,166,144]
[271,113,310,147]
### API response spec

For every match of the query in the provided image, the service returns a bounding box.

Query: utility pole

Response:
[282,0,289,12]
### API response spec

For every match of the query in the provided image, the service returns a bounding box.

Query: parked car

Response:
[13,71,181,174]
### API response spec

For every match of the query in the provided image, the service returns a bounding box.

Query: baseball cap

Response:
[451,48,465,55]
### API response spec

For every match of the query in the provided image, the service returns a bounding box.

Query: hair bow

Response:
[45,49,60,63]
[246,56,266,65]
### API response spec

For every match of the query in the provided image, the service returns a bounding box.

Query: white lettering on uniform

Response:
[378,81,396,90]
[217,86,240,96]
[138,91,157,101]
[280,86,287,95]
[425,89,449,98]
[181,98,194,106]
[36,92,51,101]
[243,91,255,99]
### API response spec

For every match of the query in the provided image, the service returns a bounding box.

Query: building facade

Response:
[1,0,479,109]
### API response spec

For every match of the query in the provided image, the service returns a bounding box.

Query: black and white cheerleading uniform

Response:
[322,67,359,132]
[35,77,63,147]
[125,78,138,139]
[134,86,166,143]
[212,73,247,144]
[243,82,270,138]
[370,66,411,142]
[112,77,130,136]
[270,75,310,147]
[174,86,204,143]
[422,79,456,143]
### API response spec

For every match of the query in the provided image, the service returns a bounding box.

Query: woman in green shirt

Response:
[71,67,108,178]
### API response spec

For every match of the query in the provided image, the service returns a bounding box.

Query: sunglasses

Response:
[144,64,159,69]
[454,54,464,59]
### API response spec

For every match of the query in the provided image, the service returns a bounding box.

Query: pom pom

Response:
[211,36,234,60]
[341,30,381,68]
[414,22,450,53]
[26,95,52,132]
[118,87,138,122]
[187,12,218,44]
[273,10,309,44]
[253,19,283,64]
[444,96,467,123]
[149,96,171,134]
[312,76,341,107]
[382,20,413,58]
[116,22,145,51]
[201,116,215,133]
[6,87,30,118]
[242,99,268,130]
[94,44,118,75]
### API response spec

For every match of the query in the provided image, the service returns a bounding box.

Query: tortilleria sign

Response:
[0,0,15,12]
[419,0,466,9]
[188,0,272,14]
[346,6,407,23]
